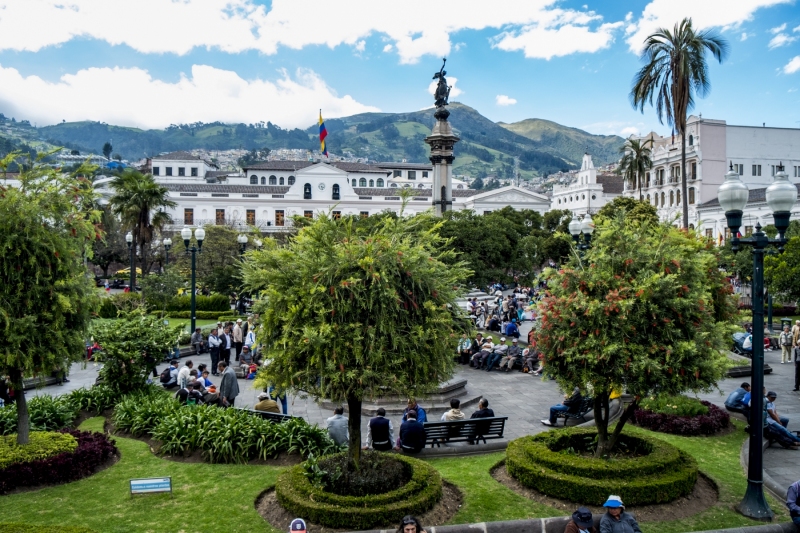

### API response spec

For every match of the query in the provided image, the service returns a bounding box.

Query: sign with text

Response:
[130,477,172,496]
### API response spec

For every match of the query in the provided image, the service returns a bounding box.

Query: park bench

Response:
[237,408,295,424]
[422,416,508,448]
[22,376,61,390]
[554,397,594,426]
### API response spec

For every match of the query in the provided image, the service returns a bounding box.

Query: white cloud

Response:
[625,0,790,54]
[784,56,800,74]
[0,0,631,64]
[495,94,517,106]
[354,40,366,52]
[794,24,800,32]
[0,63,378,129]
[427,76,462,98]
[620,126,641,136]
[740,32,749,41]
[769,33,797,49]
[770,23,787,34]
[581,120,646,136]
[493,20,623,60]
[383,44,393,52]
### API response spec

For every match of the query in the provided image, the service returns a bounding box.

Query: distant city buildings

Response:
[550,154,623,216]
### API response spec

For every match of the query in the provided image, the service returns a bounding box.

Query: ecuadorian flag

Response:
[319,110,328,158]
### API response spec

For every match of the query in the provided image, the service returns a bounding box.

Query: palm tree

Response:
[630,17,728,228]
[108,170,176,287]
[618,138,653,201]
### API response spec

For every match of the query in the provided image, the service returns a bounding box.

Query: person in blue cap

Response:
[290,518,306,533]
[599,495,641,533]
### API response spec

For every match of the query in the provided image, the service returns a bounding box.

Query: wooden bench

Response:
[237,408,295,424]
[554,397,594,426]
[422,416,508,447]
[22,376,61,390]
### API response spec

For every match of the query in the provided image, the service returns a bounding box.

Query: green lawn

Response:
[0,418,789,532]
[160,317,219,331]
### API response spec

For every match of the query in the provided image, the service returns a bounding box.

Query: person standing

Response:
[219,326,232,364]
[457,333,472,365]
[217,361,239,407]
[363,407,394,451]
[793,320,800,349]
[233,319,244,361]
[781,325,794,364]
[208,328,221,376]
[326,406,349,446]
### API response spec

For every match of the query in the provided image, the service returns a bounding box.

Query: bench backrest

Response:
[577,397,594,414]
[239,408,294,423]
[423,417,507,441]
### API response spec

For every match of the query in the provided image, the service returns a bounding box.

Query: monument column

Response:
[425,58,459,217]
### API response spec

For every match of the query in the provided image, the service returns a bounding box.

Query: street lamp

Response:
[163,238,172,266]
[237,234,248,256]
[181,226,206,333]
[125,231,134,290]
[569,214,594,252]
[719,162,796,521]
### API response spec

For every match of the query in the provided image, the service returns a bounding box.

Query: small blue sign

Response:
[130,477,172,496]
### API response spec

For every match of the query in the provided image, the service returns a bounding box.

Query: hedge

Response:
[506,428,697,506]
[275,452,442,530]
[167,294,230,312]
[97,293,147,319]
[0,432,78,469]
[160,311,231,320]
[0,430,117,494]
[0,525,98,533]
[633,400,730,436]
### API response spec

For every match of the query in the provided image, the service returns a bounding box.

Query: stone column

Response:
[425,107,459,217]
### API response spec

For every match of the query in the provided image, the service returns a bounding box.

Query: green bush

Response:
[505,428,697,506]
[160,311,229,320]
[0,432,78,469]
[217,315,243,323]
[167,294,230,312]
[0,525,98,533]
[638,395,709,417]
[96,293,147,318]
[67,386,118,413]
[0,396,80,435]
[276,452,442,530]
[111,388,178,437]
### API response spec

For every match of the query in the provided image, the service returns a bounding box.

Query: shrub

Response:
[506,428,697,506]
[67,386,118,413]
[316,452,411,497]
[0,430,117,494]
[111,388,178,436]
[96,293,148,318]
[0,395,79,435]
[167,294,230,312]
[0,525,98,533]
[0,432,78,469]
[638,395,709,417]
[276,452,442,530]
[633,400,730,436]
[159,311,229,320]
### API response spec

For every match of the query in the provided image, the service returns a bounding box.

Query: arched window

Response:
[359,178,367,187]
[269,175,277,185]
[581,194,585,200]
[646,194,651,202]
[369,179,374,187]
[645,172,650,187]
[661,192,665,206]
[288,176,295,185]
[352,179,357,186]
[376,178,384,187]
[303,183,312,200]
[390,183,398,188]
[676,190,681,205]
[689,187,696,205]
[688,135,694,146]
[457,185,463,189]
[418,184,424,188]
[261,176,266,185]
[250,175,257,184]
[279,177,284,185]
[669,190,675,206]
[332,184,340,200]
[558,199,562,204]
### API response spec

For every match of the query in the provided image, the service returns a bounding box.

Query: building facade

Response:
[550,153,623,215]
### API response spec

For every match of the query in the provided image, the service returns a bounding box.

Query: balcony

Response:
[170,218,295,233]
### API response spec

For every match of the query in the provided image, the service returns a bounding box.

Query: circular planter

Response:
[632,400,730,436]
[506,428,697,506]
[275,452,442,530]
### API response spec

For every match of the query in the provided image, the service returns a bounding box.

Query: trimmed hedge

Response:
[276,452,442,530]
[0,430,117,494]
[167,294,230,312]
[0,432,78,469]
[506,428,697,506]
[633,400,730,436]
[0,525,98,533]
[161,311,229,320]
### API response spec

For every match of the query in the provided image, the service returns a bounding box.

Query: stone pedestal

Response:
[425,107,459,217]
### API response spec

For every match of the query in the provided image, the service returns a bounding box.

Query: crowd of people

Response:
[458,332,542,375]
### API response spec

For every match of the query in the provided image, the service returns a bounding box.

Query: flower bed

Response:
[0,430,117,494]
[632,400,730,436]
[0,432,78,470]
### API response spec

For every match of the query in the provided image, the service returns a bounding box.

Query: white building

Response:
[622,115,800,230]
[550,153,623,215]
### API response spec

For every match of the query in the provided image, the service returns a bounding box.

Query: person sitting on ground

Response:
[565,507,597,533]
[397,515,426,533]
[199,369,213,388]
[403,398,427,424]
[764,391,800,447]
[599,495,641,533]
[485,337,508,372]
[542,386,583,426]
[326,406,349,446]
[254,391,280,413]
[440,398,466,421]
[192,379,219,405]
[724,382,751,415]
[364,407,394,451]
[175,382,204,405]
[504,318,520,339]
[468,398,495,445]
[178,360,194,389]
[498,338,522,372]
[161,360,180,389]
[396,409,426,454]
[190,328,205,354]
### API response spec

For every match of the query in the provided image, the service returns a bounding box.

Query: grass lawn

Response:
[0,418,789,532]
[160,317,220,331]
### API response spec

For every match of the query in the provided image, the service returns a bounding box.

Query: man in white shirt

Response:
[440,398,466,421]
[207,328,221,376]
[233,319,244,361]
[177,360,194,390]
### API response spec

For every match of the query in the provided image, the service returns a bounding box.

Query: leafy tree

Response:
[471,176,484,190]
[764,222,800,301]
[617,138,653,200]
[241,213,471,468]
[112,153,122,162]
[140,266,185,314]
[535,214,736,456]
[170,225,246,295]
[92,206,127,278]
[595,197,659,227]
[631,17,728,228]
[102,142,112,160]
[0,153,100,444]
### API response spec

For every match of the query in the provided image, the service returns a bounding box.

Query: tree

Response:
[170,225,245,295]
[241,212,471,468]
[764,222,800,301]
[112,153,123,162]
[108,170,176,288]
[535,214,736,456]
[595,197,659,227]
[617,138,653,200]
[92,206,127,278]
[0,153,100,444]
[631,17,728,228]
[102,142,113,161]
[140,266,185,314]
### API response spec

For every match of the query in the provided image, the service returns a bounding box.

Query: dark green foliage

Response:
[0,432,77,469]
[0,395,79,435]
[160,311,231,320]
[639,395,709,417]
[96,293,147,318]
[140,267,185,312]
[594,197,659,226]
[633,400,730,436]
[316,452,411,496]
[277,452,442,530]
[166,294,230,312]
[505,428,697,505]
[67,386,118,413]
[0,525,98,533]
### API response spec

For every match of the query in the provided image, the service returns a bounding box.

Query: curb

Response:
[415,440,507,458]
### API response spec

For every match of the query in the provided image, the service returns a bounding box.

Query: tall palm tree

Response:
[630,17,728,228]
[109,170,176,287]
[618,138,653,201]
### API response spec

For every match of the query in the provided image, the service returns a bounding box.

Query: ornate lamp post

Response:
[125,231,135,290]
[181,226,206,333]
[568,214,594,252]
[719,162,796,521]
[237,234,248,256]
[163,238,172,266]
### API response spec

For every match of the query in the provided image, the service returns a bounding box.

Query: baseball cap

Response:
[290,518,306,533]
[512,339,518,343]
[500,337,506,342]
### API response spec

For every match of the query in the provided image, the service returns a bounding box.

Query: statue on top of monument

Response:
[432,58,451,108]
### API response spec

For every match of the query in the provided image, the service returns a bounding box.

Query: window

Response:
[165,167,173,176]
[669,190,674,206]
[261,176,266,185]
[676,190,681,205]
[246,209,255,225]
[184,208,194,225]
[369,179,374,187]
[661,192,665,206]
[360,211,369,218]
[422,171,429,178]
[178,167,185,176]
[152,166,160,176]
[581,194,585,200]
[745,226,753,236]
[752,164,761,176]
[645,172,650,187]
[484,211,492,215]
[279,177,285,185]
[734,164,744,175]
[303,184,312,199]
[215,209,225,225]
[376,178,384,187]
[691,162,697,179]
[705,229,713,239]
[725,228,731,240]
[771,165,776,176]
[393,170,402,177]
[418,184,424,188]
[269,175,277,185]
[250,175,257,184]
[191,167,198,177]
[304,210,313,219]
[390,183,398,188]
[351,179,357,186]
[359,178,367,187]
[332,184,340,200]
[653,194,657,207]
[646,194,651,203]
[288,176,295,185]
[688,135,693,146]
[569,196,573,202]
[794,166,800,178]
[558,199,561,204]
[688,187,695,205]
[408,171,416,180]
[332,211,341,220]
[591,194,596,200]
[275,210,285,227]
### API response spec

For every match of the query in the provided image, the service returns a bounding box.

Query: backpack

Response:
[159,367,172,384]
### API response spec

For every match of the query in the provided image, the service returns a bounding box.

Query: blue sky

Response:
[0,0,798,137]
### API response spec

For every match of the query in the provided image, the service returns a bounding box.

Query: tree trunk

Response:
[637,170,643,201]
[680,131,689,229]
[9,369,29,445]
[595,397,638,457]
[346,395,362,471]
[593,392,610,453]
[102,265,109,278]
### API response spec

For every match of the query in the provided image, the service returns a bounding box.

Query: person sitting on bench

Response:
[254,392,280,413]
[541,386,582,426]
[396,410,426,454]
[724,382,751,417]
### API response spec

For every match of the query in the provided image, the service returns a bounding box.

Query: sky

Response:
[0,0,799,137]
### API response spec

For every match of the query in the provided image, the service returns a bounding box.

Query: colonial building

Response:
[550,153,623,215]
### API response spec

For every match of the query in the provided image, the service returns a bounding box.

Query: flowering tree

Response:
[535,215,736,456]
